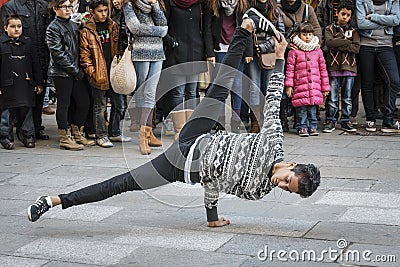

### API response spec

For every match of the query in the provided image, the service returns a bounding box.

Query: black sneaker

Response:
[365,121,376,132]
[0,138,14,150]
[243,8,282,42]
[341,121,357,132]
[27,196,52,222]
[381,121,400,133]
[322,121,335,133]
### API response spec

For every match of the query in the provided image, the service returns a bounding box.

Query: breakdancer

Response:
[28,8,320,227]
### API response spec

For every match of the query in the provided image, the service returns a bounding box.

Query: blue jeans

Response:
[91,87,108,138]
[107,90,125,137]
[170,74,198,110]
[358,46,400,126]
[215,51,244,110]
[326,76,354,123]
[0,107,34,142]
[244,60,273,106]
[296,105,318,130]
[133,61,163,109]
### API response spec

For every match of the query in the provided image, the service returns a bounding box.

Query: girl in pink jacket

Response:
[285,22,330,137]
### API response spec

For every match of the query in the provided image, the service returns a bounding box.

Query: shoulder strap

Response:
[303,4,309,22]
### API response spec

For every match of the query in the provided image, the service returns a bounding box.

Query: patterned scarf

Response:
[136,0,152,13]
[292,35,319,51]
[172,0,198,8]
[220,0,238,16]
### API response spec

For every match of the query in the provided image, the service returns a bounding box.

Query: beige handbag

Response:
[198,62,212,91]
[110,39,136,95]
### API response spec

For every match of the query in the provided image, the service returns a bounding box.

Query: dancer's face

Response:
[270,162,300,193]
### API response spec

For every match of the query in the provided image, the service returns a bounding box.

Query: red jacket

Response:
[285,48,330,107]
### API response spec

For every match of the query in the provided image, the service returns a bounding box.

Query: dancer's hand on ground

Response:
[273,33,287,60]
[208,217,231,227]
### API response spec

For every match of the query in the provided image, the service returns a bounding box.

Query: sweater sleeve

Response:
[260,62,285,155]
[203,179,220,222]
[151,2,168,26]
[369,0,400,26]
[123,2,168,38]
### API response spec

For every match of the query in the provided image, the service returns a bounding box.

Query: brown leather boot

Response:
[138,125,151,155]
[71,124,95,146]
[185,109,194,121]
[249,106,260,133]
[171,110,187,140]
[58,129,84,150]
[148,127,162,147]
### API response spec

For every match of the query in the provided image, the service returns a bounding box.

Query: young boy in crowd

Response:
[322,1,360,133]
[80,0,119,147]
[0,15,43,149]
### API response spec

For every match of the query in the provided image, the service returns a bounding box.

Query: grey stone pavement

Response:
[1,103,400,267]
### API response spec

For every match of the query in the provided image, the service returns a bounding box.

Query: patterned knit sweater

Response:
[123,2,167,61]
[199,68,285,221]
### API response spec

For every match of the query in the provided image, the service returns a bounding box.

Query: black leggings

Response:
[59,27,251,209]
[53,77,90,129]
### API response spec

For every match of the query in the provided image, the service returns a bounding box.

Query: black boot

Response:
[280,99,289,132]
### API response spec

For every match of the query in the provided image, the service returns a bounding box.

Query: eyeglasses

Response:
[58,5,73,10]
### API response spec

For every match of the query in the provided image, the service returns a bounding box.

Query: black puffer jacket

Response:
[46,16,81,78]
[0,0,50,77]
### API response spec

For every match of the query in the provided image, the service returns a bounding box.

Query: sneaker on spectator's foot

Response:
[243,8,282,41]
[365,121,377,132]
[0,138,14,150]
[341,121,357,132]
[351,117,358,125]
[96,137,113,148]
[309,128,319,136]
[109,135,132,142]
[323,121,336,133]
[27,196,52,222]
[381,121,400,133]
[298,128,309,137]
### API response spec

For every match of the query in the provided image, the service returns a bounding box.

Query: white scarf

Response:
[292,35,319,51]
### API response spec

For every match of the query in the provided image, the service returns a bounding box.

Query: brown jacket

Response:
[80,17,119,90]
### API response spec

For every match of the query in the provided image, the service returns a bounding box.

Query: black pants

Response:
[53,77,90,129]
[59,27,251,209]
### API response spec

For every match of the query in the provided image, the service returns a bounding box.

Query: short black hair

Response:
[89,0,109,10]
[338,0,355,14]
[3,14,22,27]
[48,0,69,17]
[298,22,314,34]
[293,164,320,198]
